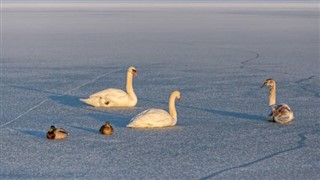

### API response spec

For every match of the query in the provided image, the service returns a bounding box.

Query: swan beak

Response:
[261,82,267,88]
[177,96,182,101]
[133,71,138,77]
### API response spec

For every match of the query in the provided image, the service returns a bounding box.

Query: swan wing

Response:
[271,104,294,123]
[90,88,127,98]
[91,88,129,106]
[127,109,173,128]
[273,104,293,114]
[81,88,135,107]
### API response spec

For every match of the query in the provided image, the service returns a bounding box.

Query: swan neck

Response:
[169,94,177,121]
[126,71,136,99]
[269,84,276,106]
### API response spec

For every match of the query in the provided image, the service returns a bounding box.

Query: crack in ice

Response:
[240,51,260,69]
[200,132,308,179]
[294,75,319,98]
[0,70,120,128]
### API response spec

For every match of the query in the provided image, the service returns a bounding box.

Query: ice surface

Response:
[1,1,319,179]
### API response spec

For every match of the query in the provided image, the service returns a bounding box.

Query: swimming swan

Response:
[80,66,138,107]
[262,78,294,123]
[127,90,181,128]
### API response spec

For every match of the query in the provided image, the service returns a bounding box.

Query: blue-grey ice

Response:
[1,1,319,179]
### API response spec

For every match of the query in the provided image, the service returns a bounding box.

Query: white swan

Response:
[127,90,181,128]
[80,66,138,107]
[262,78,294,123]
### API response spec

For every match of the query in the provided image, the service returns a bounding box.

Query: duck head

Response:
[105,121,112,127]
[49,125,56,132]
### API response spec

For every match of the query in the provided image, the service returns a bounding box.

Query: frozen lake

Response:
[1,2,319,179]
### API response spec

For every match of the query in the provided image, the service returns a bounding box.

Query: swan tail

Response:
[126,121,138,128]
[126,123,134,128]
[126,122,147,128]
[274,113,294,124]
[80,98,97,107]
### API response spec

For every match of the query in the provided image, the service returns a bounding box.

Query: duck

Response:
[46,125,69,140]
[99,121,114,135]
[127,90,181,128]
[80,66,138,108]
[261,78,294,123]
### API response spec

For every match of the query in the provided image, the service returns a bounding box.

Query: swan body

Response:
[99,121,114,135]
[80,67,138,107]
[127,90,181,128]
[46,125,69,140]
[127,109,175,128]
[268,104,294,123]
[262,79,294,123]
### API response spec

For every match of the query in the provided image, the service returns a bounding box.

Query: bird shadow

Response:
[88,112,130,128]
[17,129,47,139]
[139,98,265,122]
[66,125,97,134]
[11,85,88,108]
[11,85,60,95]
[181,105,266,122]
[49,95,84,108]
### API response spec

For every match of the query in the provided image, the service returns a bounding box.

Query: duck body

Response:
[46,126,69,140]
[80,66,138,108]
[127,90,181,128]
[99,121,114,135]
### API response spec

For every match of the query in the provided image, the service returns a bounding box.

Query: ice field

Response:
[1,1,320,179]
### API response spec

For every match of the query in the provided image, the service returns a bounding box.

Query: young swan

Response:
[46,125,69,140]
[127,90,181,128]
[80,66,138,108]
[99,121,114,135]
[262,79,294,123]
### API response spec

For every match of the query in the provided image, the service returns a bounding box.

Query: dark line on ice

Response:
[240,51,260,69]
[294,75,320,98]
[200,132,308,180]
[294,75,316,84]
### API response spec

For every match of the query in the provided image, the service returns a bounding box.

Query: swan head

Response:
[128,66,137,77]
[261,78,275,88]
[171,90,181,101]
